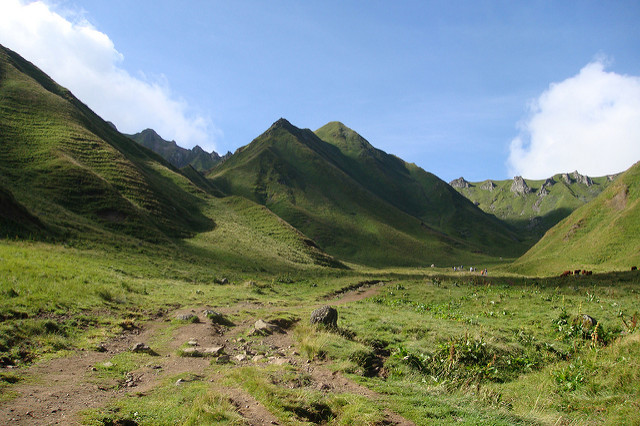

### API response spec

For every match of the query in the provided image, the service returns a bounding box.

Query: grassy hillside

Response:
[0,44,338,270]
[511,161,640,274]
[0,44,217,243]
[210,119,524,267]
[316,122,524,255]
[451,172,613,242]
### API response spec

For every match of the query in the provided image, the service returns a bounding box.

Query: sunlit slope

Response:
[315,122,524,255]
[210,119,521,266]
[512,161,640,274]
[452,173,612,242]
[0,44,215,242]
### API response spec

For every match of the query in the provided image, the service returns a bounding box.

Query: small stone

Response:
[187,340,198,346]
[176,313,198,322]
[253,354,265,362]
[234,354,248,362]
[216,355,230,364]
[203,346,225,356]
[131,342,152,353]
[103,362,114,368]
[175,379,185,386]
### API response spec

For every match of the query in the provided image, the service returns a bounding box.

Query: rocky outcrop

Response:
[510,176,531,195]
[537,177,555,197]
[571,171,593,186]
[480,180,496,191]
[561,173,572,185]
[449,177,470,189]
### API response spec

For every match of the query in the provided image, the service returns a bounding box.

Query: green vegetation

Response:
[2,43,640,424]
[210,119,524,267]
[451,172,613,243]
[512,161,640,274]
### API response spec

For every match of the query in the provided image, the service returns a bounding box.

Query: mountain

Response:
[0,44,218,243]
[126,128,229,172]
[209,119,524,267]
[511,161,640,274]
[0,44,343,269]
[450,172,615,242]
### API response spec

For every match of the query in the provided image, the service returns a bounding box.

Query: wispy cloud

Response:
[0,0,218,151]
[508,59,640,179]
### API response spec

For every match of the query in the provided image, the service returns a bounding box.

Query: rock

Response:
[480,180,496,191]
[537,177,555,197]
[573,314,598,330]
[95,344,107,352]
[220,278,229,285]
[510,176,531,195]
[176,313,198,322]
[216,355,230,364]
[131,342,152,353]
[251,319,284,336]
[180,347,200,356]
[175,378,186,386]
[187,340,198,346]
[253,354,266,362]
[271,357,289,366]
[561,173,572,185]
[234,354,248,362]
[571,170,593,186]
[607,173,620,182]
[103,361,114,368]
[203,346,225,356]
[310,306,338,328]
[449,177,470,188]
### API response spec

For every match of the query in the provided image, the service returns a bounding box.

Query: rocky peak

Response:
[571,170,592,186]
[561,173,572,185]
[449,177,470,188]
[480,180,496,191]
[511,176,531,195]
[537,177,555,197]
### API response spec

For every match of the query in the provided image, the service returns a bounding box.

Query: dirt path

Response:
[0,280,412,425]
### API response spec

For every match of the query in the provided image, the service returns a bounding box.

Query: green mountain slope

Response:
[0,44,216,242]
[0,44,340,269]
[511,161,640,274]
[127,128,227,172]
[450,173,614,242]
[315,122,523,253]
[209,119,523,267]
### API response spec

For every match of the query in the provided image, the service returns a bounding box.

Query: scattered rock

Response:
[203,346,225,356]
[234,354,248,362]
[253,354,266,362]
[561,173,572,185]
[175,313,199,322]
[187,340,198,346]
[95,343,107,352]
[310,306,338,328]
[131,342,153,354]
[103,361,114,368]
[250,319,284,336]
[270,357,289,366]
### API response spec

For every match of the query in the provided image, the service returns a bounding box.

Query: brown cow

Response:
[574,269,581,275]
[561,270,572,277]
[632,266,638,271]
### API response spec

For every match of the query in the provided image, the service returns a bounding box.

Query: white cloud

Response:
[507,59,640,179]
[0,0,218,151]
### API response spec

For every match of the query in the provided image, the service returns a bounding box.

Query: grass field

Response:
[2,239,638,424]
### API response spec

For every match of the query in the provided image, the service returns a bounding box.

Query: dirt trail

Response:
[0,280,412,425]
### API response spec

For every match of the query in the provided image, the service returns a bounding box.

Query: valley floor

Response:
[1,241,639,425]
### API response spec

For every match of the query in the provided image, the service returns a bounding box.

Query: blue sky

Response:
[1,1,640,181]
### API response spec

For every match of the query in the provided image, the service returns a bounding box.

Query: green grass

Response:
[209,119,525,268]
[511,161,640,275]
[451,173,612,243]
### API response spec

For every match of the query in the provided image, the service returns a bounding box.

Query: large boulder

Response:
[310,306,338,328]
